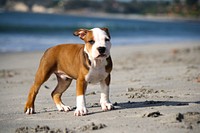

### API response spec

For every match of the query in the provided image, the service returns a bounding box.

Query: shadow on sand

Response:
[35,100,200,115]
[114,100,200,109]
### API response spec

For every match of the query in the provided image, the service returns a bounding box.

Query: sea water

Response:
[0,11,200,52]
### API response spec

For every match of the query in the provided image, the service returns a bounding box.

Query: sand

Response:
[0,41,200,133]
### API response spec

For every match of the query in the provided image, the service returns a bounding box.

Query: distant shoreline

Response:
[2,0,200,22]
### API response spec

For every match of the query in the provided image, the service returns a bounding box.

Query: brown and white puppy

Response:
[24,28,113,116]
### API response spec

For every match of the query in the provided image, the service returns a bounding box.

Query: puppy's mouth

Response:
[96,54,107,58]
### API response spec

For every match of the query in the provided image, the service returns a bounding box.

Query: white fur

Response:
[74,95,88,116]
[56,70,72,79]
[56,103,71,112]
[86,28,111,60]
[25,107,33,114]
[100,81,113,111]
[85,58,108,84]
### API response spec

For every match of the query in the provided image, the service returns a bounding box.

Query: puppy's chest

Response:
[85,66,108,84]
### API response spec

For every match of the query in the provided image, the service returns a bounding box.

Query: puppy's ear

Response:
[73,29,88,40]
[101,27,111,39]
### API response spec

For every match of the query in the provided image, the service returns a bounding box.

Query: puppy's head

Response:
[74,28,111,60]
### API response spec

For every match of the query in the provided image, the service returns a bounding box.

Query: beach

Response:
[0,41,200,133]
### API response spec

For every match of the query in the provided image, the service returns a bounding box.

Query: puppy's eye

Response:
[105,38,110,42]
[88,40,95,45]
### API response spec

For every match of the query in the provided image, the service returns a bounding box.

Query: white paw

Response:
[56,104,71,112]
[74,107,88,116]
[25,107,34,114]
[101,102,114,111]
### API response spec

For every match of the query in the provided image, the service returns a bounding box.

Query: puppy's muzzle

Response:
[97,47,106,54]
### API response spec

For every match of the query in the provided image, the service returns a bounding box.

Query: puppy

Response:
[24,27,113,116]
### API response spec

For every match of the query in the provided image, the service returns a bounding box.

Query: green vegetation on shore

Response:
[1,0,200,17]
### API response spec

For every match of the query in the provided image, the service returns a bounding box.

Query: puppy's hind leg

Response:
[52,74,72,112]
[24,67,52,114]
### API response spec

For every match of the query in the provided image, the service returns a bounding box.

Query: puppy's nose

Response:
[97,47,106,54]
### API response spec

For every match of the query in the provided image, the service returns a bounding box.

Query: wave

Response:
[0,23,158,33]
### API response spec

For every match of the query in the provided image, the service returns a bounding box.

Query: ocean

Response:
[0,11,200,52]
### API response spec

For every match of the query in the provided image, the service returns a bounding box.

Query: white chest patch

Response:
[85,59,108,84]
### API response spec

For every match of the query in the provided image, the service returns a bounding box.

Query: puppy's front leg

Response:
[74,78,88,116]
[100,74,114,111]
